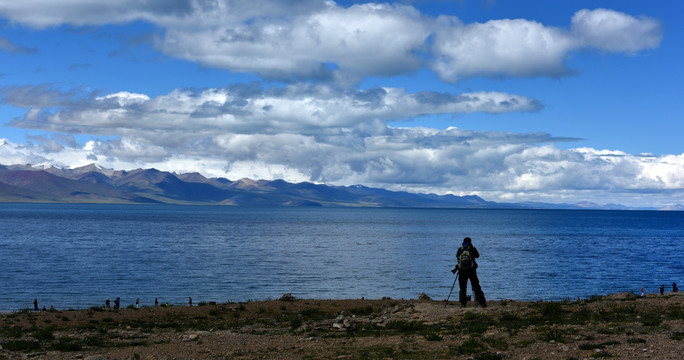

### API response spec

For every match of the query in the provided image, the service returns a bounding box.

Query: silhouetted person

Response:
[34,298,38,311]
[661,285,665,295]
[155,297,159,306]
[189,297,192,306]
[453,237,487,307]
[106,298,110,308]
[114,297,120,309]
[674,282,679,292]
[136,298,140,309]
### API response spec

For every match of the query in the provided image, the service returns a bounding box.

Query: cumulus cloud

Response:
[2,85,541,137]
[432,18,574,81]
[432,8,662,81]
[157,2,430,82]
[571,8,663,53]
[0,84,543,184]
[0,2,663,83]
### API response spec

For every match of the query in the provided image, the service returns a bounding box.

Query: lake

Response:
[1,204,682,311]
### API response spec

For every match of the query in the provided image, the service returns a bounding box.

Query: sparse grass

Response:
[671,332,684,341]
[475,352,504,360]
[290,316,302,331]
[579,341,620,350]
[349,305,374,316]
[459,338,485,355]
[627,337,646,344]
[1,339,40,351]
[537,301,565,324]
[590,350,613,358]
[538,327,565,343]
[460,311,495,335]
[640,313,663,326]
[484,336,509,350]
[0,295,681,358]
[3,325,24,338]
[586,295,605,303]
[298,307,324,319]
[515,339,536,348]
[596,326,626,335]
[423,331,442,341]
[666,305,684,320]
[34,327,55,341]
[385,319,426,334]
[498,311,526,334]
[52,337,83,352]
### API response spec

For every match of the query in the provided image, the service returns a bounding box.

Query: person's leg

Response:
[470,271,487,307]
[458,271,469,307]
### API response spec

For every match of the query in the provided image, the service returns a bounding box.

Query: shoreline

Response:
[4,289,680,315]
[1,292,682,359]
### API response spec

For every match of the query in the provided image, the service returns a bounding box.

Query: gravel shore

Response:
[1,292,683,359]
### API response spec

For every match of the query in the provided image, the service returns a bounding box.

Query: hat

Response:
[463,237,472,243]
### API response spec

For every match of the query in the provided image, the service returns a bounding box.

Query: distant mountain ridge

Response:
[0,164,679,210]
[0,163,494,208]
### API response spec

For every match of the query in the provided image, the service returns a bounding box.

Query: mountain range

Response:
[0,163,681,210]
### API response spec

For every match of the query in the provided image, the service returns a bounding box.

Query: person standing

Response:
[33,299,38,311]
[136,298,140,309]
[453,237,487,308]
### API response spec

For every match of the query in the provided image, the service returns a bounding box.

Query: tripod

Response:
[445,269,459,308]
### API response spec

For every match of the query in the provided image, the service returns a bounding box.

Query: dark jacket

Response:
[457,243,480,270]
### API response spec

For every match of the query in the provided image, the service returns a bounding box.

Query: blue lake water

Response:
[1,204,683,311]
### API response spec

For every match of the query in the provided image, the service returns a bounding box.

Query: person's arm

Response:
[452,248,462,273]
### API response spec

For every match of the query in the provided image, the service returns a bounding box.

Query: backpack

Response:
[458,246,474,270]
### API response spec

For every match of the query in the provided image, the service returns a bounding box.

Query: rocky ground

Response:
[1,292,683,359]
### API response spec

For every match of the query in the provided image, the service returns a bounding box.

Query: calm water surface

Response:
[1,204,683,311]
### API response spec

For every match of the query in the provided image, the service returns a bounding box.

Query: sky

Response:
[0,0,683,207]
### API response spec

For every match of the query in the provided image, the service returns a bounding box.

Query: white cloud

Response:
[571,8,662,53]
[432,8,662,81]
[157,2,430,82]
[4,85,541,137]
[0,0,194,28]
[0,2,663,83]
[432,18,574,81]
[96,92,150,107]
[0,84,542,185]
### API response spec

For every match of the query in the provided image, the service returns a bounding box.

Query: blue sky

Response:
[0,0,682,207]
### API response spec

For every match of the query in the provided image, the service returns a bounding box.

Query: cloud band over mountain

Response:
[0,1,680,207]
